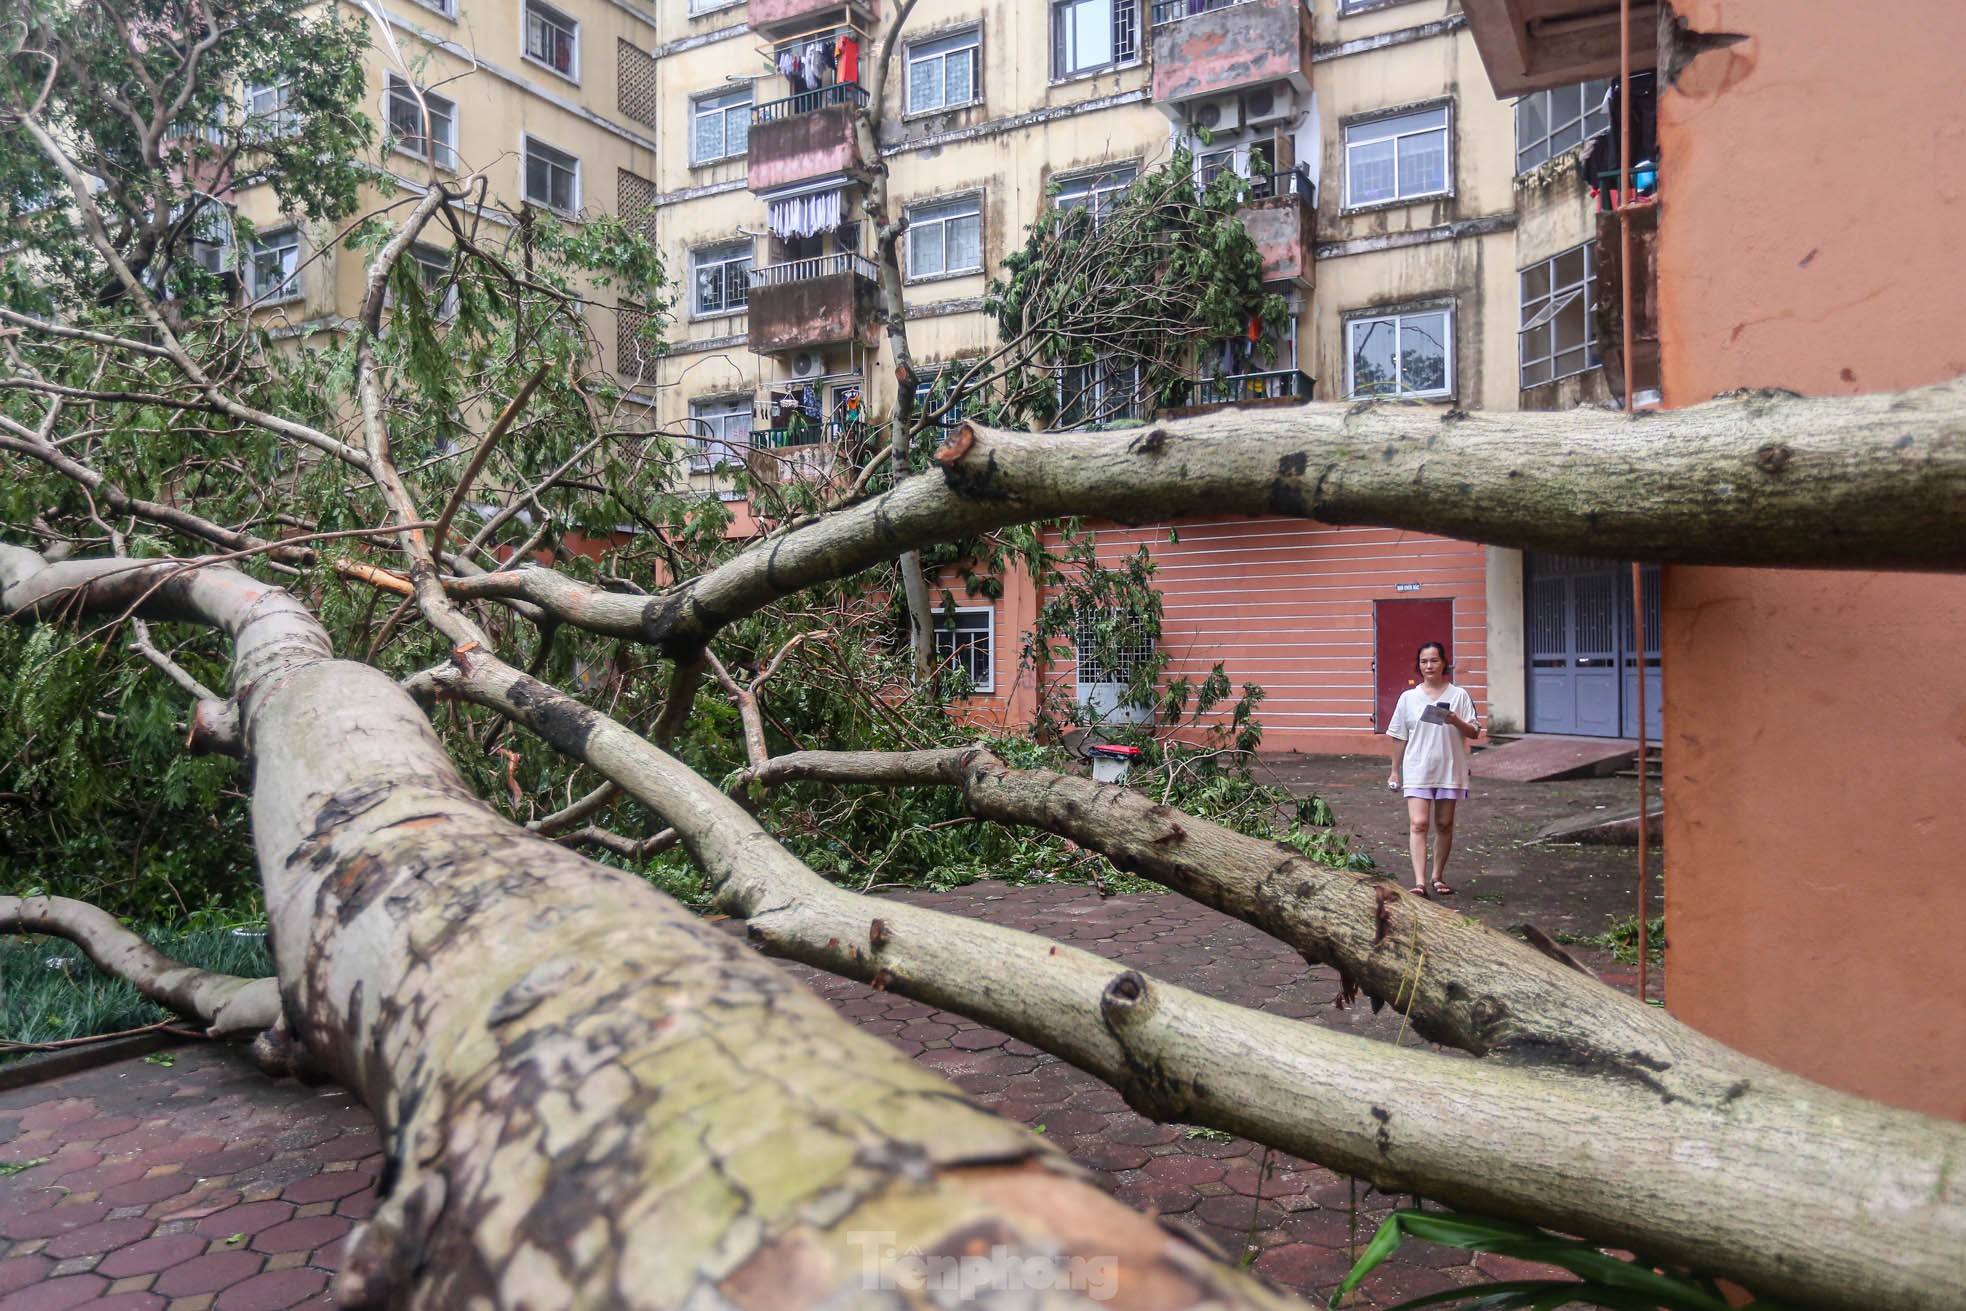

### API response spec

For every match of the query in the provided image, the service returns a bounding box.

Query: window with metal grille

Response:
[386,78,456,170]
[689,397,752,473]
[1516,80,1610,173]
[692,241,751,317]
[244,80,297,138]
[933,607,995,692]
[1343,104,1450,207]
[907,28,980,114]
[523,136,579,213]
[1074,607,1155,687]
[906,194,982,279]
[1052,0,1138,80]
[617,41,658,129]
[691,87,751,164]
[1519,244,1596,388]
[1054,165,1135,226]
[1058,355,1142,428]
[524,0,578,77]
[1347,307,1452,399]
[246,230,299,302]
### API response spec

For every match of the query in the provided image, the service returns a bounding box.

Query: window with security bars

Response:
[523,137,578,212]
[617,41,658,129]
[1347,308,1452,399]
[1516,80,1610,173]
[524,0,577,77]
[933,608,994,693]
[617,170,657,241]
[692,87,751,163]
[689,398,752,473]
[1053,0,1138,79]
[1344,105,1450,207]
[618,302,654,378]
[1058,355,1142,428]
[1074,608,1155,687]
[906,195,982,279]
[1519,244,1596,388]
[386,78,456,170]
[692,241,751,317]
[907,28,980,114]
[1054,166,1135,226]
[246,230,299,302]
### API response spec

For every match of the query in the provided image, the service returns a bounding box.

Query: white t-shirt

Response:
[1387,683,1479,790]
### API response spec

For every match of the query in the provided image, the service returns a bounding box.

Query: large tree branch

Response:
[420,644,1966,1311]
[441,377,1966,657]
[0,894,278,1036]
[0,545,1290,1311]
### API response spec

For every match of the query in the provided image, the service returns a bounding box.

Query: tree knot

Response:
[1100,970,1158,1025]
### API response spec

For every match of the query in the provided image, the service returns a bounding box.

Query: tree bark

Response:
[421,646,1966,1311]
[0,546,1293,1311]
[441,376,1966,657]
[0,894,278,1036]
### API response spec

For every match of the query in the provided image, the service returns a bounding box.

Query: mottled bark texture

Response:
[0,894,278,1035]
[0,547,1295,1311]
[424,649,1966,1311]
[441,376,1966,656]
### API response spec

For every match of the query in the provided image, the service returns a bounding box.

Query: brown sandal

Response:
[1430,880,1455,896]
[1409,884,1430,898]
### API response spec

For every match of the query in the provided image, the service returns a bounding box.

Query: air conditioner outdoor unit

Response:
[1243,85,1296,127]
[1189,95,1241,135]
[789,351,825,380]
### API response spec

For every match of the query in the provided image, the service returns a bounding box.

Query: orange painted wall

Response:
[1656,0,1966,1118]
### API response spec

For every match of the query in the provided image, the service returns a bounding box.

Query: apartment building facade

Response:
[235,0,1635,753]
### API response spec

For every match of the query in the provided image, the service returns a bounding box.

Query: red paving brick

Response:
[0,817,1646,1308]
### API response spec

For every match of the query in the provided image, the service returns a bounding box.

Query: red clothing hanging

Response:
[837,33,860,85]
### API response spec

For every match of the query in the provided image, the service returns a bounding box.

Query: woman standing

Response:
[1385,641,1481,897]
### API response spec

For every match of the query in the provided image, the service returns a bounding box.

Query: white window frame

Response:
[1053,165,1134,226]
[246,229,300,303]
[691,240,752,319]
[905,194,982,281]
[412,0,456,17]
[906,27,981,115]
[522,136,579,215]
[934,606,996,693]
[691,87,752,165]
[1519,245,1595,388]
[523,0,579,80]
[1343,104,1451,209]
[1052,0,1139,81]
[386,77,457,171]
[1516,80,1610,174]
[406,243,459,321]
[689,396,752,473]
[244,80,297,138]
[1346,307,1454,400]
[688,0,743,12]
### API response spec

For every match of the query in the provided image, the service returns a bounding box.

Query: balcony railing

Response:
[748,251,881,289]
[754,417,880,449]
[1150,0,1252,27]
[751,81,868,126]
[1192,369,1314,406]
[1245,164,1315,208]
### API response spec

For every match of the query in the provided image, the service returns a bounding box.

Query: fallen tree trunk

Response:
[745,749,1729,1090]
[0,547,1294,1311]
[0,894,279,1036]
[442,376,1966,655]
[423,645,1966,1311]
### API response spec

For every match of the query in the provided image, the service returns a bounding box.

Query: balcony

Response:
[748,0,876,41]
[748,419,880,488]
[745,252,883,355]
[1151,0,1311,109]
[1165,368,1314,418]
[747,83,868,194]
[1238,166,1315,288]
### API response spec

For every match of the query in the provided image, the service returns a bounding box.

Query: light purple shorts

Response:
[1404,787,1468,801]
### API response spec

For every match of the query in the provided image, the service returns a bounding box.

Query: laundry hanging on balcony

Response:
[767,188,843,240]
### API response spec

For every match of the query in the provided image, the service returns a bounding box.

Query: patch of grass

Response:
[1,926,272,1058]
[1589,914,1667,965]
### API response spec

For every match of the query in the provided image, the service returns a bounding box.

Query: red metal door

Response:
[1374,598,1454,732]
